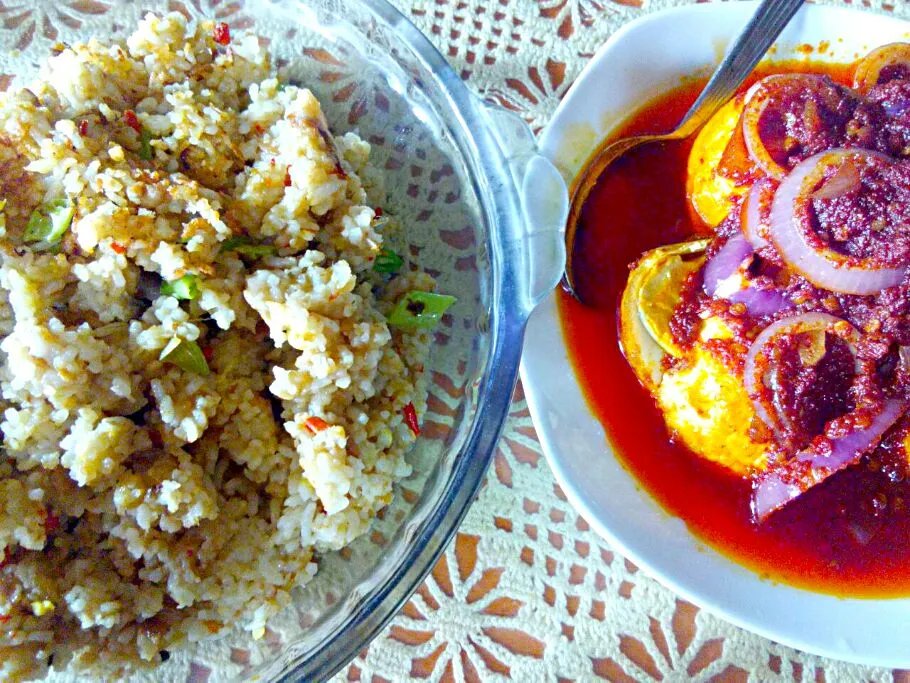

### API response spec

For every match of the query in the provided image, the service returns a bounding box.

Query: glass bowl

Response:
[6,0,567,680]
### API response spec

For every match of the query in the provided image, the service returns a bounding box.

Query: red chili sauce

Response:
[558,61,910,596]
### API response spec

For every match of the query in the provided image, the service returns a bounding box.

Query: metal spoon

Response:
[564,0,805,303]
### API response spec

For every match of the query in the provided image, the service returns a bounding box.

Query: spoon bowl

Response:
[563,0,805,303]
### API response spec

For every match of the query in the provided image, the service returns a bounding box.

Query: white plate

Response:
[522,1,910,667]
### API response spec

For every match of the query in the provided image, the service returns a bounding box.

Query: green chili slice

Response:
[387,291,456,330]
[161,274,199,300]
[138,127,154,161]
[23,199,74,245]
[373,248,403,274]
[160,338,210,376]
[220,236,277,259]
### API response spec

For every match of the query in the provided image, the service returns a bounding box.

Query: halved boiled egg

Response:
[686,95,749,227]
[619,240,769,475]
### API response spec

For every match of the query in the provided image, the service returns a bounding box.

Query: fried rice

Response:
[0,13,442,680]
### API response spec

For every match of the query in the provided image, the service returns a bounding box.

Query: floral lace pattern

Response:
[340,0,910,681]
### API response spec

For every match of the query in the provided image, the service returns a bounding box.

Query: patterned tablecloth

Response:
[339,0,910,681]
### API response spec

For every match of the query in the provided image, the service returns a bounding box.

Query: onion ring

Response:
[853,43,910,95]
[742,75,847,180]
[768,148,907,294]
[752,399,906,520]
[702,234,753,295]
[703,234,792,317]
[743,312,860,434]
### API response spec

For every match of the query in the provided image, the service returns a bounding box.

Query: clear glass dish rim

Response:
[257,1,532,680]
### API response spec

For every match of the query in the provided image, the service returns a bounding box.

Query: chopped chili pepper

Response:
[373,248,403,274]
[123,109,141,134]
[213,22,231,46]
[374,207,383,218]
[305,416,329,434]
[110,242,126,255]
[331,162,348,180]
[404,402,420,436]
[201,345,214,363]
[24,199,74,247]
[78,119,88,136]
[185,549,194,558]
[160,338,210,376]
[161,274,199,301]
[388,291,456,330]
[284,166,292,187]
[0,615,10,624]
[43,509,60,535]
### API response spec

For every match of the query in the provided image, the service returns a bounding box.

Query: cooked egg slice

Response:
[620,244,768,475]
[657,319,768,475]
[620,240,708,392]
[687,96,748,227]
[637,243,706,357]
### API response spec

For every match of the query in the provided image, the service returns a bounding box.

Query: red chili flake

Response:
[148,429,163,449]
[213,22,231,46]
[78,119,89,136]
[123,109,141,134]
[42,509,60,535]
[331,163,348,180]
[185,549,194,558]
[0,615,10,624]
[110,242,126,255]
[403,402,420,436]
[201,345,214,363]
[304,416,328,434]
[374,207,383,217]
[284,166,292,187]
[253,124,264,135]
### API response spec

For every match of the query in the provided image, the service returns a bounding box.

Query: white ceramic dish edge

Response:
[522,1,910,668]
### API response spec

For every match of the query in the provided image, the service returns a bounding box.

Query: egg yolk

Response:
[686,96,748,227]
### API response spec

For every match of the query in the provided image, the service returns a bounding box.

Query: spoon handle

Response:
[677,0,805,137]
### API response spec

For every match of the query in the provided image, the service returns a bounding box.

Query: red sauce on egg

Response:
[558,61,910,596]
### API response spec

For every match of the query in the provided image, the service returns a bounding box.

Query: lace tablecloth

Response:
[340,0,910,681]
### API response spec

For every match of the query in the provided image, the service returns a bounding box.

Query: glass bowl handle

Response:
[481,102,568,312]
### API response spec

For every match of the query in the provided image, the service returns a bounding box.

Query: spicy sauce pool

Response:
[557,62,910,597]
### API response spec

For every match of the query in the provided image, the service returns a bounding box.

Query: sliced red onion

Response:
[742,178,775,249]
[703,234,791,317]
[703,234,753,294]
[743,312,860,434]
[853,43,910,94]
[753,399,906,520]
[769,148,907,295]
[742,75,840,180]
[726,287,792,318]
[810,159,861,200]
